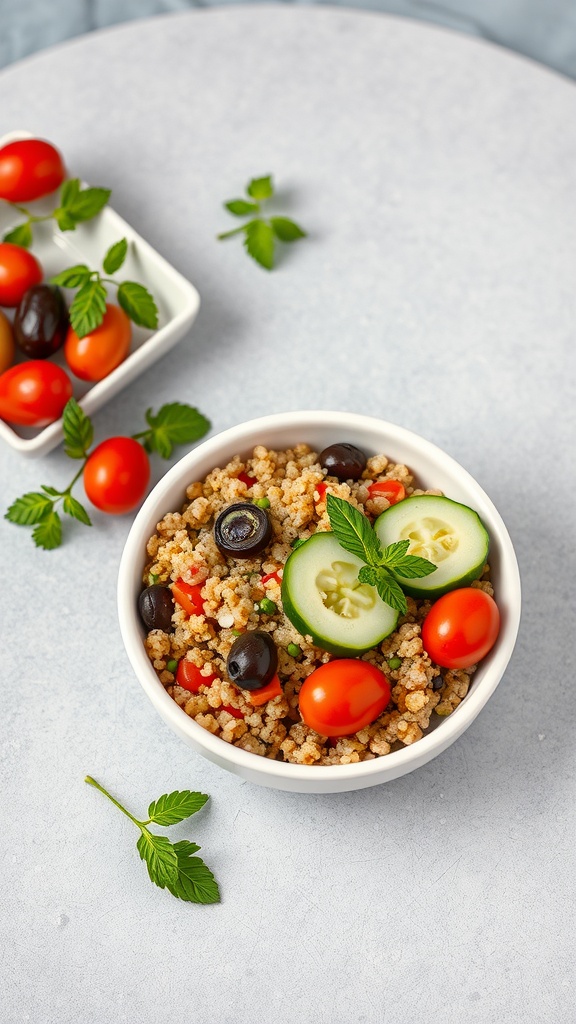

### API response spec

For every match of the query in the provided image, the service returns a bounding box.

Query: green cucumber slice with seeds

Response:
[374,494,489,599]
[281,532,398,656]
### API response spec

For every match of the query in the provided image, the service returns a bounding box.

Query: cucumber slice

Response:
[281,532,398,656]
[374,495,489,599]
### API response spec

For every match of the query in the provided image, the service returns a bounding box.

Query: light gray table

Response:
[1,8,574,1023]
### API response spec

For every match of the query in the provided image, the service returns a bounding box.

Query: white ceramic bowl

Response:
[118,411,521,794]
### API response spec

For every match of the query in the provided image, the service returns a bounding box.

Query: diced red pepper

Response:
[315,482,328,503]
[176,660,217,693]
[367,480,406,505]
[261,570,282,586]
[221,704,244,719]
[246,674,283,706]
[172,578,205,616]
[238,471,257,488]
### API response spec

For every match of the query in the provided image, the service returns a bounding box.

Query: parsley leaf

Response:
[139,403,211,459]
[32,511,62,550]
[269,216,306,242]
[55,179,111,228]
[62,494,92,526]
[218,174,307,269]
[247,175,274,201]
[225,199,260,216]
[5,492,54,526]
[85,777,220,904]
[51,264,92,289]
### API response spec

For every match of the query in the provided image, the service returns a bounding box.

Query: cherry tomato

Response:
[0,310,15,373]
[368,480,406,504]
[64,304,131,381]
[0,360,72,426]
[172,578,205,616]
[176,659,217,693]
[0,138,66,203]
[299,660,391,737]
[421,587,500,669]
[0,243,42,307]
[83,437,150,514]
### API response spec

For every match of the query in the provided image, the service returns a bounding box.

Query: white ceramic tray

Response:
[0,131,200,457]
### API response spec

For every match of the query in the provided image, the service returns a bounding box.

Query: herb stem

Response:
[84,775,144,828]
[217,225,248,240]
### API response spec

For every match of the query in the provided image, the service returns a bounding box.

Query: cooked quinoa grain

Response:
[141,444,493,766]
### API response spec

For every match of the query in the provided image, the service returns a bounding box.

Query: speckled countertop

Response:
[1,8,574,1022]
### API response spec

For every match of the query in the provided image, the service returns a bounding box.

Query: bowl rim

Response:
[118,410,522,783]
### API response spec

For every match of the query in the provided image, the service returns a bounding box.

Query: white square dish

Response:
[0,130,200,457]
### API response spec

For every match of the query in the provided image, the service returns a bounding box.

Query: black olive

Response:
[227,631,278,691]
[14,284,68,359]
[138,584,174,633]
[319,442,367,481]
[214,502,272,559]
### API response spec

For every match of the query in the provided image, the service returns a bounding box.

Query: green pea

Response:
[148,572,159,585]
[258,597,277,615]
[287,643,301,658]
[166,659,178,673]
[387,657,402,670]
[254,497,270,509]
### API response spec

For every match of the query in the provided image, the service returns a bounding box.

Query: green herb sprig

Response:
[85,777,220,904]
[326,493,437,615]
[217,175,306,270]
[51,237,158,338]
[2,178,111,248]
[5,397,210,550]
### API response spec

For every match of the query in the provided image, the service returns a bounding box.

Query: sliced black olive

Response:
[226,631,278,691]
[214,502,272,559]
[319,442,367,481]
[14,284,68,359]
[138,584,174,633]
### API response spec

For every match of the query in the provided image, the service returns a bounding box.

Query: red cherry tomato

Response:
[172,578,205,616]
[0,138,66,203]
[0,243,42,307]
[64,304,131,381]
[299,660,391,737]
[0,360,72,426]
[176,660,217,693]
[368,480,406,504]
[83,437,150,514]
[421,587,500,669]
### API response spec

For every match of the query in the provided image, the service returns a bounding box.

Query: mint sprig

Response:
[2,178,111,247]
[217,174,306,270]
[84,777,220,904]
[326,493,436,615]
[51,238,158,338]
[5,397,210,550]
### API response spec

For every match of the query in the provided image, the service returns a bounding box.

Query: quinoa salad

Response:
[140,442,496,766]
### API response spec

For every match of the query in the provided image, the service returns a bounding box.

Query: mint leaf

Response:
[326,493,382,565]
[247,175,273,201]
[147,791,209,826]
[59,178,81,208]
[225,199,260,216]
[53,209,78,232]
[117,281,158,329]
[69,279,107,337]
[244,219,274,270]
[165,841,221,904]
[270,216,306,242]
[136,831,179,889]
[141,403,210,459]
[62,495,92,526]
[372,567,408,615]
[63,397,94,458]
[102,238,128,275]
[3,222,33,247]
[59,182,111,223]
[32,512,62,550]
[50,264,92,289]
[390,554,437,579]
[5,492,54,526]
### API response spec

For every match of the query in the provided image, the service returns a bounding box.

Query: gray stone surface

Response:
[1,8,574,1022]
